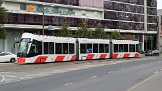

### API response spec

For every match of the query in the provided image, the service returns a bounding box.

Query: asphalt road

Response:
[0,58,162,91]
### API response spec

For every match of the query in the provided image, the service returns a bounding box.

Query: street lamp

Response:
[42,3,45,35]
[42,3,45,54]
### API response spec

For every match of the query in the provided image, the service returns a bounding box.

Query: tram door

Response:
[76,39,79,60]
[109,40,113,58]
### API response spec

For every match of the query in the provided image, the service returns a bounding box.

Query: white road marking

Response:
[154,71,159,74]
[64,83,73,86]
[4,75,17,78]
[90,76,97,78]
[85,65,96,67]
[19,77,32,80]
[0,74,5,83]
[127,72,160,91]
[108,71,113,74]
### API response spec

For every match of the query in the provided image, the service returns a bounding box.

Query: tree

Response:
[111,30,121,39]
[122,34,135,40]
[0,0,7,39]
[94,23,108,39]
[59,23,72,37]
[75,21,89,38]
[85,28,94,38]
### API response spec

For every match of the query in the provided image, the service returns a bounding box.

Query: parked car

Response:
[0,52,17,63]
[144,50,152,56]
[145,50,160,56]
[152,50,160,56]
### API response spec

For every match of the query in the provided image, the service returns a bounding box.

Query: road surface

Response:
[0,58,162,91]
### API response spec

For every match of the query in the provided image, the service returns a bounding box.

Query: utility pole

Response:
[42,3,45,54]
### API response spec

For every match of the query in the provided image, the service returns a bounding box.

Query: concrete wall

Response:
[158,9,162,53]
[0,39,4,52]
[0,29,23,54]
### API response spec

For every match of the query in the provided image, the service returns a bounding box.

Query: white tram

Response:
[111,40,140,58]
[17,33,140,64]
[77,38,110,60]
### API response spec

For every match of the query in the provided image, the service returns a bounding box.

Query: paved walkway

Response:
[128,70,162,91]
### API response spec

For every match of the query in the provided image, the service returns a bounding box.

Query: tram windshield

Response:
[17,38,31,57]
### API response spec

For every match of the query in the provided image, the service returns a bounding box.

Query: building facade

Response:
[0,0,158,53]
[158,9,162,52]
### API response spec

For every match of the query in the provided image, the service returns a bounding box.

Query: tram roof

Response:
[112,40,139,44]
[78,38,110,44]
[21,33,76,43]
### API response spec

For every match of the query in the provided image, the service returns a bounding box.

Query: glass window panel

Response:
[119,44,124,52]
[56,43,62,54]
[63,43,69,54]
[49,42,54,54]
[129,44,135,52]
[104,44,109,53]
[114,44,119,52]
[136,44,139,52]
[69,43,74,54]
[99,44,104,53]
[87,44,92,53]
[93,44,98,53]
[80,44,86,54]
[44,42,49,54]
[124,44,128,52]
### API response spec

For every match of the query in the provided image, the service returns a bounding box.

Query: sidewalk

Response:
[128,70,162,91]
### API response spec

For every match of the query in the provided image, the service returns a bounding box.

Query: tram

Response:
[17,33,140,64]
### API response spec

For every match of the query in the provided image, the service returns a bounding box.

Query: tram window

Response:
[56,43,62,54]
[29,40,42,55]
[49,42,54,54]
[44,42,49,54]
[80,44,86,53]
[29,44,36,57]
[124,44,128,52]
[129,44,135,52]
[37,41,42,55]
[119,44,124,52]
[87,44,92,53]
[104,44,109,53]
[99,44,104,53]
[114,44,119,52]
[136,44,139,52]
[69,43,74,54]
[63,43,69,54]
[93,44,98,53]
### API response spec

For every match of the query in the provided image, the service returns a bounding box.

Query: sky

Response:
[157,0,162,9]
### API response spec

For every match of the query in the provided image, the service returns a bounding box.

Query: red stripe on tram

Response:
[112,54,119,59]
[86,54,95,60]
[54,56,65,62]
[71,55,76,61]
[100,54,107,59]
[17,58,26,64]
[134,53,140,58]
[123,53,130,58]
[34,56,48,63]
